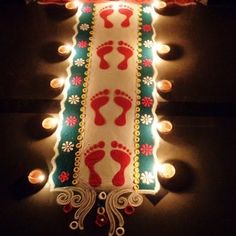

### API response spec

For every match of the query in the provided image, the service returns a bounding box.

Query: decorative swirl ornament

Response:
[105,189,143,236]
[56,183,96,230]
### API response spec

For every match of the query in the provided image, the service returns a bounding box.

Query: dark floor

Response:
[0,1,236,236]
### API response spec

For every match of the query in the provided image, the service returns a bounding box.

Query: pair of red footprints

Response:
[85,140,131,187]
[100,5,133,29]
[85,5,133,189]
[91,89,132,126]
[97,40,134,70]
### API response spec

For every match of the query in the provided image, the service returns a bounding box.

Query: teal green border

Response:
[53,4,94,187]
[138,5,156,191]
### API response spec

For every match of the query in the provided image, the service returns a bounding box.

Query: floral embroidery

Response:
[68,95,80,104]
[77,40,88,48]
[80,23,89,31]
[143,40,153,48]
[75,58,85,67]
[143,6,152,14]
[142,58,152,67]
[140,171,155,185]
[83,6,92,13]
[71,76,82,86]
[65,116,78,127]
[142,24,152,32]
[140,114,153,125]
[62,141,74,152]
[143,76,154,86]
[140,144,153,156]
[141,96,153,107]
[59,171,70,183]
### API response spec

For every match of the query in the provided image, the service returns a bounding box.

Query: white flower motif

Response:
[75,58,85,67]
[143,76,154,86]
[143,40,153,48]
[140,171,155,185]
[68,95,80,104]
[62,141,74,153]
[143,6,152,14]
[80,23,89,31]
[140,114,153,125]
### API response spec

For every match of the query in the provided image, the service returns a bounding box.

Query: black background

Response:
[0,1,236,236]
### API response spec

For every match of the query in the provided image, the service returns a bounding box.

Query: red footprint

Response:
[85,141,105,187]
[117,41,133,70]
[91,89,110,126]
[118,5,133,28]
[114,89,132,126]
[97,41,113,70]
[110,141,131,187]
[99,6,114,28]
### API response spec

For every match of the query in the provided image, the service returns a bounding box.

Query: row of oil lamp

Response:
[153,1,177,182]
[154,1,176,184]
[28,163,175,184]
[57,43,171,63]
[56,43,172,92]
[51,74,172,93]
[28,0,176,187]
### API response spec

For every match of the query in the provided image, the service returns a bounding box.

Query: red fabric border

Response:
[37,0,154,5]
[37,0,196,5]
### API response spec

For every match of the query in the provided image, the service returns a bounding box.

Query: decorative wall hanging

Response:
[51,2,159,235]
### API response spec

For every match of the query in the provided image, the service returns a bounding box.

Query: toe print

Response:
[96,41,113,70]
[118,5,133,28]
[117,41,134,70]
[85,141,105,187]
[99,6,114,28]
[91,89,110,126]
[110,141,131,187]
[114,89,132,126]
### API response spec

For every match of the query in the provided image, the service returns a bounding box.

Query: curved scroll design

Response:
[56,182,97,230]
[105,189,143,236]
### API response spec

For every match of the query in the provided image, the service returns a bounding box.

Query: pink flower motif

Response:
[83,6,92,13]
[59,171,69,183]
[77,41,88,48]
[140,144,153,156]
[142,24,152,32]
[71,76,82,86]
[65,116,78,127]
[142,58,152,67]
[141,96,153,107]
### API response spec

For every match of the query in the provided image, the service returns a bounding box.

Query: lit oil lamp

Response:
[156,43,171,57]
[28,169,46,184]
[50,78,65,89]
[42,117,58,130]
[157,80,172,93]
[157,120,173,134]
[158,163,176,179]
[57,44,72,57]
[65,1,79,11]
[154,1,167,11]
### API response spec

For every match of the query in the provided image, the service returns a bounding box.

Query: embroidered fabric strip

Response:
[50,2,160,235]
